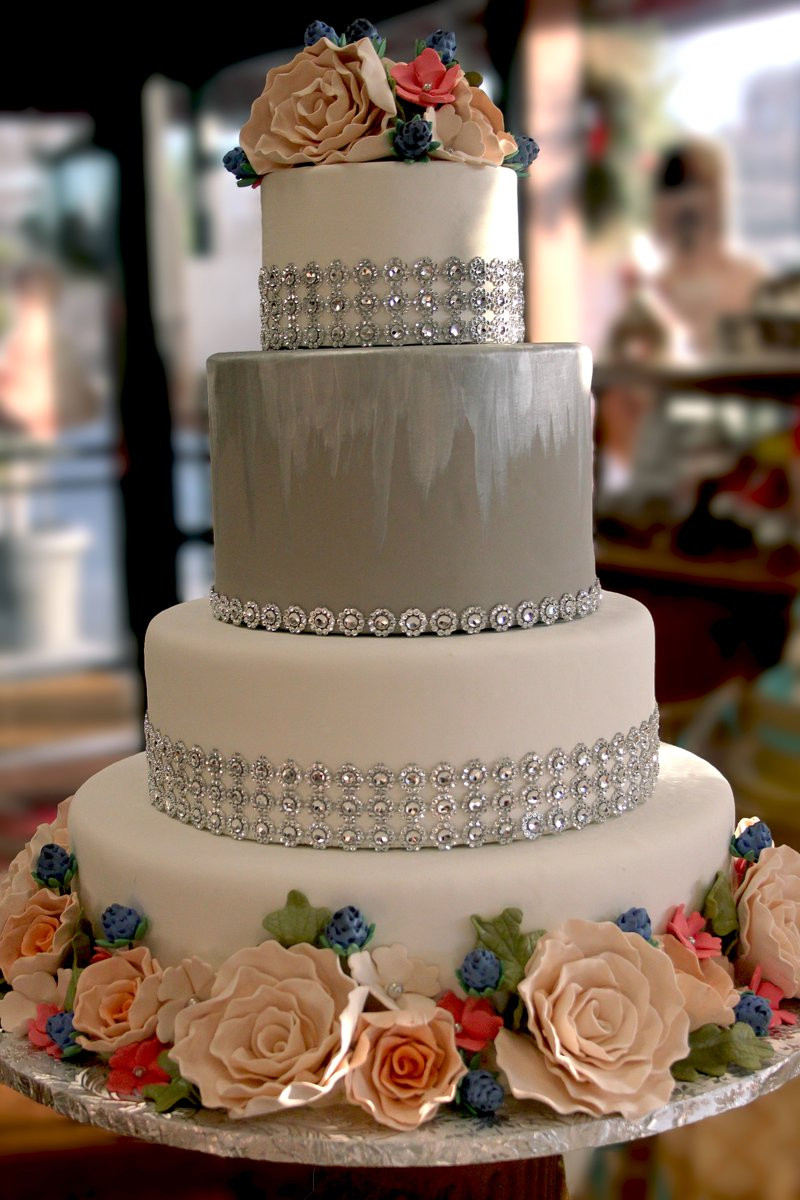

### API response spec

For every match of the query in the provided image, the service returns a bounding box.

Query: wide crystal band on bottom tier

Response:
[144,708,660,851]
[209,579,602,636]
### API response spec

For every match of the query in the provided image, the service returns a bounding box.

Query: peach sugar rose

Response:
[73,946,163,1055]
[240,37,396,174]
[0,797,71,929]
[735,844,800,996]
[496,919,689,1119]
[429,76,516,167]
[170,941,362,1119]
[659,933,737,1031]
[0,890,79,985]
[345,1007,466,1131]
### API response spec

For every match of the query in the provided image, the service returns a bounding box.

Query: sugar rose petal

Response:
[170,942,363,1119]
[0,891,79,984]
[497,919,689,1119]
[345,1007,466,1130]
[736,845,800,996]
[660,934,737,1031]
[73,946,163,1054]
[241,39,396,174]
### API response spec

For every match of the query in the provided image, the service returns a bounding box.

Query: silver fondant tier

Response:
[209,578,602,636]
[209,345,595,620]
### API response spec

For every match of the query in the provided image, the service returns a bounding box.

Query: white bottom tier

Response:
[70,744,734,985]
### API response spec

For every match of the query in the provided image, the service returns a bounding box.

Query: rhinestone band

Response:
[210,580,602,637]
[259,256,525,350]
[145,708,659,852]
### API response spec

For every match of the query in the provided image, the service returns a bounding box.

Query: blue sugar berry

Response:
[733,821,772,862]
[461,1069,504,1115]
[304,20,338,46]
[424,28,457,64]
[35,844,72,886]
[222,147,254,182]
[393,117,434,162]
[101,904,143,944]
[324,906,371,950]
[459,948,502,992]
[344,17,379,43]
[509,134,540,169]
[734,991,772,1037]
[615,907,653,941]
[45,1010,77,1051]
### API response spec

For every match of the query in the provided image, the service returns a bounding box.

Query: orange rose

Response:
[736,844,800,996]
[241,38,396,174]
[73,946,163,1054]
[345,1008,466,1130]
[0,890,79,984]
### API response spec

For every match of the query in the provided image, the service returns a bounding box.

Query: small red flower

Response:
[90,948,112,964]
[749,966,798,1031]
[437,991,503,1053]
[390,49,461,107]
[28,1003,61,1059]
[666,905,722,960]
[107,1036,171,1097]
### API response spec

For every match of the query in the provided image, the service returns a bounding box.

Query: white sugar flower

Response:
[155,957,215,1043]
[349,943,440,1010]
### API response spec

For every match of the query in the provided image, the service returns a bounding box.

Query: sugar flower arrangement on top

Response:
[223,16,539,185]
[0,806,798,1130]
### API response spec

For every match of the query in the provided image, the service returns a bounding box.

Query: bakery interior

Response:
[1,0,799,1195]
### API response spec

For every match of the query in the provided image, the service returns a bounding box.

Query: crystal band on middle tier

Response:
[145,709,660,852]
[209,579,602,636]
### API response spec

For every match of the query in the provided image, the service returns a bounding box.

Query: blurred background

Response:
[1,0,799,1195]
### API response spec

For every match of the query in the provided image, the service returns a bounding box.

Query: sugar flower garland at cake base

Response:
[0,811,797,1128]
[224,16,538,185]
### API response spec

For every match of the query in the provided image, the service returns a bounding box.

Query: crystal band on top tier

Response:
[210,579,602,636]
[259,256,525,350]
[144,708,659,852]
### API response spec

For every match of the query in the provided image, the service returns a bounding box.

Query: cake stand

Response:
[2,1020,800,1199]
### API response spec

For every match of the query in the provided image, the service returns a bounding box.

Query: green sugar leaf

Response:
[470,907,543,993]
[262,890,332,948]
[703,870,739,938]
[672,1022,773,1083]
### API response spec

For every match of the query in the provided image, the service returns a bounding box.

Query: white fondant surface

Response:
[260,162,519,270]
[144,593,655,768]
[69,745,735,983]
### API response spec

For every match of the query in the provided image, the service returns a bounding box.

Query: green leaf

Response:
[470,908,543,993]
[374,37,387,58]
[671,1022,773,1083]
[64,963,83,1012]
[464,70,483,87]
[414,38,426,56]
[142,1078,200,1113]
[262,891,332,948]
[703,871,739,938]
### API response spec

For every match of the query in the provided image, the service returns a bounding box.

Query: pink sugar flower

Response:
[749,966,798,1030]
[666,905,722,960]
[28,1003,61,1058]
[391,49,461,107]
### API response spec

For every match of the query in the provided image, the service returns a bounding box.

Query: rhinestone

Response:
[228,597,243,625]
[471,287,489,312]
[302,325,323,349]
[548,808,569,833]
[281,263,299,288]
[303,261,322,287]
[593,739,611,766]
[572,744,591,771]
[206,811,224,835]
[304,293,324,317]
[227,753,247,778]
[386,980,404,998]
[282,294,300,319]
[576,589,593,618]
[309,824,332,848]
[205,750,223,776]
[522,813,542,840]
[442,256,466,282]
[386,319,409,344]
[494,819,515,844]
[468,257,487,284]
[614,791,628,814]
[403,826,424,850]
[339,827,363,851]
[493,758,517,784]
[329,322,348,348]
[310,795,330,818]
[572,775,591,801]
[367,794,393,818]
[446,289,469,312]
[216,594,230,622]
[463,760,487,786]
[282,326,300,350]
[490,604,514,631]
[191,803,205,828]
[595,772,612,794]
[337,764,363,789]
[309,607,335,635]
[383,290,408,313]
[251,757,273,784]
[399,608,427,636]
[414,319,438,343]
[493,789,514,812]
[261,604,281,632]
[466,822,486,848]
[373,827,393,851]
[540,597,558,625]
[414,288,438,313]
[254,820,272,844]
[383,257,407,283]
[338,608,365,636]
[466,790,488,813]
[446,321,465,343]
[520,753,543,781]
[280,824,300,847]
[573,805,592,828]
[433,825,456,850]
[228,814,248,840]
[356,320,380,347]
[252,790,272,811]
[521,785,542,808]
[596,799,612,821]
[355,290,379,315]
[461,606,487,634]
[307,763,331,789]
[206,782,223,806]
[559,593,577,622]
[367,765,394,789]
[328,291,349,314]
[435,793,456,818]
[432,764,455,789]
[242,601,260,629]
[430,608,457,636]
[549,781,567,805]
[326,259,347,286]
[281,793,300,814]
[468,316,490,342]
[547,749,568,774]
[355,258,379,285]
[338,795,361,819]
[279,761,302,788]
[187,777,203,799]
[516,601,539,628]
[414,257,436,281]
[368,608,396,637]
[227,785,247,809]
